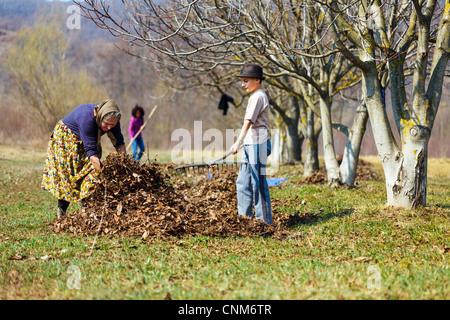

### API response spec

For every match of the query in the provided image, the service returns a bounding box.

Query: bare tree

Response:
[76,0,369,185]
[324,0,449,207]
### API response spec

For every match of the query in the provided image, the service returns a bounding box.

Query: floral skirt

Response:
[41,121,99,202]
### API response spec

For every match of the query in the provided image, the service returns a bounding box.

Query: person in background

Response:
[230,63,272,225]
[129,104,146,161]
[41,99,126,218]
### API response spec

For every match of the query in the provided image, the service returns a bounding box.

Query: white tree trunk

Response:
[363,75,430,208]
[387,128,429,207]
[319,98,341,184]
[340,103,369,185]
[269,126,283,166]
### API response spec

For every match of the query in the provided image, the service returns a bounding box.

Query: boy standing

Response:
[230,63,272,225]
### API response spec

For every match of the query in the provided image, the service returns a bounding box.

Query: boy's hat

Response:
[237,63,265,80]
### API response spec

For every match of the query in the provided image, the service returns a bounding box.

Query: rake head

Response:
[174,161,245,176]
[174,146,245,177]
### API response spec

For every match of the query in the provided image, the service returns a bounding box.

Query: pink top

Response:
[128,116,144,139]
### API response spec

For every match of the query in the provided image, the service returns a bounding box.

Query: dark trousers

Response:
[58,198,87,212]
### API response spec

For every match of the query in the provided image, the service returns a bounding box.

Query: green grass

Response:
[0,148,449,300]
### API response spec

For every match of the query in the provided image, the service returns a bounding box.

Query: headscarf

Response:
[93,99,120,158]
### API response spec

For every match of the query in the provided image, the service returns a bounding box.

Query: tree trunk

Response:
[319,98,341,184]
[387,128,430,208]
[304,107,319,176]
[285,120,303,164]
[340,103,369,185]
[270,126,284,166]
[283,96,303,164]
[363,72,429,208]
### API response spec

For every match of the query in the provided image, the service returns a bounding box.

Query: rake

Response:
[174,146,244,176]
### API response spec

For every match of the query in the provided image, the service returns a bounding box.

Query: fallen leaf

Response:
[7,270,19,277]
[8,254,26,261]
[354,256,372,262]
[116,203,123,216]
[438,246,449,254]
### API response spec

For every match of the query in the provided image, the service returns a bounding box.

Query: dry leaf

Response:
[7,270,19,277]
[8,254,25,261]
[438,246,449,254]
[116,203,123,216]
[354,256,372,262]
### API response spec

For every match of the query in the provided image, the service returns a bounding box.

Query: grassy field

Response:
[0,144,448,300]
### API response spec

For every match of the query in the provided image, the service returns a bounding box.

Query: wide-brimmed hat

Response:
[236,63,265,80]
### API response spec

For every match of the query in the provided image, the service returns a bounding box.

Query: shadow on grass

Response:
[276,208,355,230]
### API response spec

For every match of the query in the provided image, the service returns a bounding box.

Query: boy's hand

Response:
[230,140,242,154]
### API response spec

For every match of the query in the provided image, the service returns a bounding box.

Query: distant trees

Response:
[4,15,107,134]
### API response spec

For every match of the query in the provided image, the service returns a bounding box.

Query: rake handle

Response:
[208,144,243,165]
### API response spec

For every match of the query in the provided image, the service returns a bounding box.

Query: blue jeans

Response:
[131,136,145,160]
[236,139,272,224]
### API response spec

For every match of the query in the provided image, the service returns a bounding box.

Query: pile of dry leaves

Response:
[51,154,380,239]
[51,153,292,240]
[50,153,380,240]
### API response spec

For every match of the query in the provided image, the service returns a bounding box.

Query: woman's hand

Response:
[89,155,103,173]
[115,144,126,154]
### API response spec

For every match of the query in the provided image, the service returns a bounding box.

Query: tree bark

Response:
[363,69,432,208]
[388,126,430,208]
[269,123,284,166]
[285,120,303,164]
[319,97,341,184]
[304,106,320,176]
[340,102,369,185]
[270,95,304,164]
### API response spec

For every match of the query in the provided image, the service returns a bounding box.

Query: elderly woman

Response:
[41,99,126,218]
